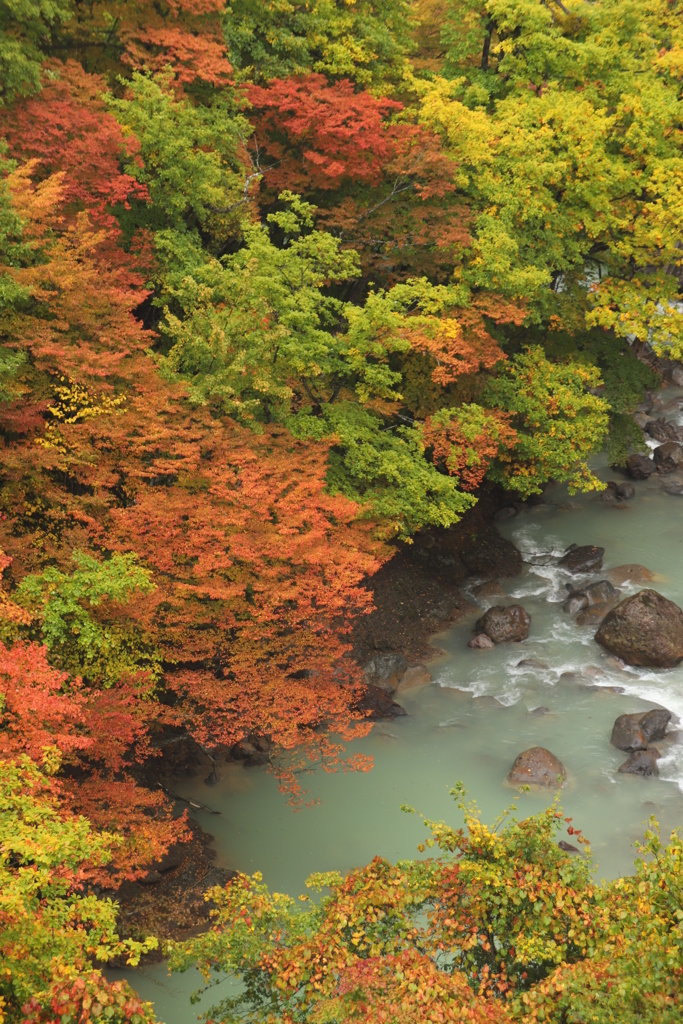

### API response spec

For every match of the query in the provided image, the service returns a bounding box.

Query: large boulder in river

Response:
[474,604,530,643]
[611,709,672,751]
[508,747,566,788]
[626,453,656,479]
[364,652,408,692]
[606,564,656,587]
[595,590,683,667]
[558,544,604,573]
[653,441,683,474]
[618,748,660,777]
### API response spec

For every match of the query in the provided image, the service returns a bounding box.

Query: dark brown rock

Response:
[474,604,531,643]
[611,709,672,751]
[615,482,635,500]
[517,658,548,669]
[626,454,656,479]
[468,633,496,649]
[646,418,683,443]
[558,840,581,854]
[564,580,619,615]
[508,747,566,787]
[595,589,683,667]
[354,684,407,720]
[653,441,683,474]
[558,544,604,573]
[459,526,523,579]
[618,748,660,776]
[576,602,612,627]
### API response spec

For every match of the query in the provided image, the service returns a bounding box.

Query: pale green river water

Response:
[110,389,683,1022]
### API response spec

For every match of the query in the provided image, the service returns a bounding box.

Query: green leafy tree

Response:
[484,346,610,496]
[0,0,73,104]
[13,550,159,687]
[223,0,412,85]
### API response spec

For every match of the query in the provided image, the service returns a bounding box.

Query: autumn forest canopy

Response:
[2,0,683,1021]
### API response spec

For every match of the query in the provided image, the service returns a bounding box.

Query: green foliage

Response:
[13,551,160,687]
[0,0,72,104]
[223,0,412,85]
[484,346,610,496]
[0,755,157,1022]
[420,0,683,353]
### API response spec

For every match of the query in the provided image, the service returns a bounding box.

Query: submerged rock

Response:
[595,589,683,667]
[396,664,432,691]
[474,604,530,644]
[558,840,581,854]
[472,579,505,601]
[653,441,683,474]
[507,747,566,787]
[468,633,496,649]
[611,709,672,751]
[661,475,683,495]
[517,658,548,670]
[616,482,636,500]
[364,652,409,692]
[576,602,612,627]
[618,748,660,776]
[558,544,605,573]
[626,453,656,479]
[606,564,656,587]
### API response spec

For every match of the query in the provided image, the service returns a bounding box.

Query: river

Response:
[110,386,683,1023]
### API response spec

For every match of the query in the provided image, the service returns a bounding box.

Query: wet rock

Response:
[529,706,551,716]
[354,684,407,720]
[595,589,683,667]
[474,604,531,643]
[626,453,656,479]
[671,365,683,387]
[583,665,605,678]
[517,658,548,669]
[472,580,505,601]
[559,671,581,683]
[599,483,618,503]
[507,747,566,787]
[606,564,656,587]
[558,840,581,854]
[564,580,618,615]
[618,748,660,776]
[615,482,635,500]
[494,506,518,521]
[558,544,605,573]
[364,652,409,692]
[396,664,432,692]
[646,418,683,443]
[468,633,496,650]
[633,412,653,429]
[653,441,683,474]
[459,526,523,579]
[611,709,672,751]
[576,602,612,627]
[472,695,505,708]
[661,475,683,495]
[230,738,270,765]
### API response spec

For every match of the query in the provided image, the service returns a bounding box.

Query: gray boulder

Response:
[653,441,683,474]
[595,589,683,667]
[616,482,635,500]
[474,604,531,643]
[611,709,672,751]
[671,365,683,387]
[508,747,566,787]
[618,748,660,776]
[364,653,409,692]
[558,544,604,573]
[626,454,656,479]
